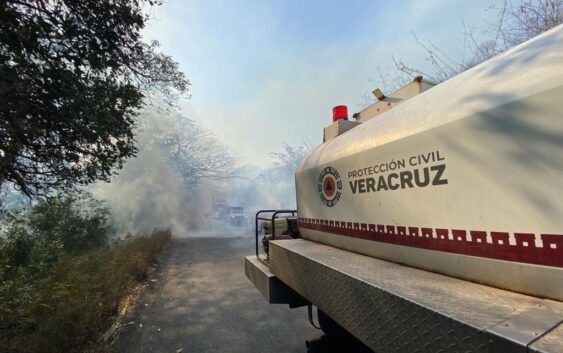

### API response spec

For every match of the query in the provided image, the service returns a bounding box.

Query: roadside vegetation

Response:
[0,192,171,353]
[0,1,220,352]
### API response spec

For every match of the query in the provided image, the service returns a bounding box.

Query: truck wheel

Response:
[317,310,373,352]
[317,310,350,339]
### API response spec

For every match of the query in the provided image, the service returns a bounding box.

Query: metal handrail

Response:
[255,209,297,260]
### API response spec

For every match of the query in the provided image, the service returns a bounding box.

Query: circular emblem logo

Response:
[317,166,342,207]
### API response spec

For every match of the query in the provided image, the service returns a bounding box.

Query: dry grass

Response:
[1,229,171,353]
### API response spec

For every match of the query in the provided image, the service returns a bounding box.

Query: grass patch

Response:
[1,229,171,353]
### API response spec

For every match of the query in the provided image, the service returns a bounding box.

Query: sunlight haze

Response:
[144,0,495,167]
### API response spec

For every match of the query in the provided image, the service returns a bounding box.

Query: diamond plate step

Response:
[269,239,562,353]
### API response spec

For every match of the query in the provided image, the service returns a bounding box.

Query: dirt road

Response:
[115,226,318,353]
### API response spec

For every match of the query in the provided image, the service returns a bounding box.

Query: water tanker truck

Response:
[245,25,563,353]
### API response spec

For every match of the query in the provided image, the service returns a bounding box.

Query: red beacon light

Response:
[332,105,348,122]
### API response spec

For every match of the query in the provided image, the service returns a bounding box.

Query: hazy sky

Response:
[144,0,496,167]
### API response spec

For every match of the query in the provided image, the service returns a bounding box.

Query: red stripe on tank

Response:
[297,218,563,267]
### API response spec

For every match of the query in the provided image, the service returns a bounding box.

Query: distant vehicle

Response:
[224,206,247,226]
[211,197,228,220]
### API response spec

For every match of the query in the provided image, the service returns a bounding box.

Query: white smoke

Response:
[94,148,199,236]
[93,109,229,237]
[93,108,308,238]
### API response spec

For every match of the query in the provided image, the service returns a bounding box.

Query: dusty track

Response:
[115,227,317,353]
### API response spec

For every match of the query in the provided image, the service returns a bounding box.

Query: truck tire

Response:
[318,310,350,339]
[317,310,373,352]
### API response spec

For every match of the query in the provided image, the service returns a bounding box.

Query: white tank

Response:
[296,25,563,301]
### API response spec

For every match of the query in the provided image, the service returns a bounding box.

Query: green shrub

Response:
[0,191,110,281]
[1,229,171,353]
[0,191,172,352]
[27,192,111,255]
[0,192,111,334]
